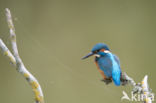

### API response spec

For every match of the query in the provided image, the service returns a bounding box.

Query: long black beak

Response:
[82,52,94,60]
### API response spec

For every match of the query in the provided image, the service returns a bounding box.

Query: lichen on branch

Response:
[0,8,44,103]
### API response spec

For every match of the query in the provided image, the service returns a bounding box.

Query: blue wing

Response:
[97,53,121,86]
[113,54,120,65]
[97,54,113,78]
[112,54,121,86]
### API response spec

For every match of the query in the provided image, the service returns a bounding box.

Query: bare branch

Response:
[141,75,152,103]
[0,8,44,103]
[123,73,153,103]
[0,39,16,66]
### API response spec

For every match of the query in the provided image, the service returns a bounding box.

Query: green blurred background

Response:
[0,0,155,103]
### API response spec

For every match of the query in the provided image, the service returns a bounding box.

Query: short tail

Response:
[112,69,121,86]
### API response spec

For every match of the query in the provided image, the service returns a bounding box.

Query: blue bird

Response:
[82,43,125,86]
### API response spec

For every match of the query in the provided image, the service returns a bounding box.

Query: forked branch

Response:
[0,8,44,103]
[122,73,153,103]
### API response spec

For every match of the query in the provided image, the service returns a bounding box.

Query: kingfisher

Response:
[82,43,126,86]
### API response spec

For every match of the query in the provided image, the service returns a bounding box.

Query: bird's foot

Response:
[101,78,112,85]
[120,73,129,86]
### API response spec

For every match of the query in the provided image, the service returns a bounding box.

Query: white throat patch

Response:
[104,50,110,53]
[94,54,100,57]
[94,50,110,58]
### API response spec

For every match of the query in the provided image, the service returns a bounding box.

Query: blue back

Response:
[96,52,121,86]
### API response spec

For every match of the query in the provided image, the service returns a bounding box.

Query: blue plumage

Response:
[91,43,110,52]
[96,52,121,86]
[82,43,122,86]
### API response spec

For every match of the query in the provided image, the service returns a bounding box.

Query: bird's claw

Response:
[121,79,128,86]
[120,74,129,86]
[101,78,112,85]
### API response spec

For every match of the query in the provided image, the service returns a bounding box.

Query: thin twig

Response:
[0,8,44,103]
[123,73,153,103]
[141,75,152,103]
[0,39,16,66]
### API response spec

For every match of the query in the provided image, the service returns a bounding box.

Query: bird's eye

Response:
[93,51,97,53]
[94,50,100,53]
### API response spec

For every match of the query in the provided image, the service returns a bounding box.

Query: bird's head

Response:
[82,43,110,59]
